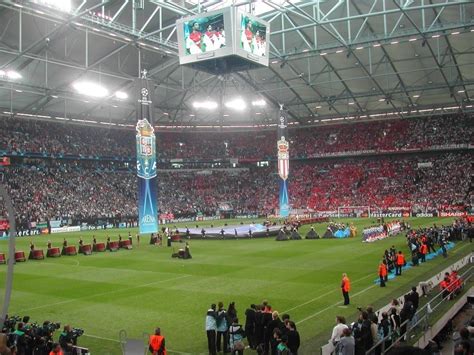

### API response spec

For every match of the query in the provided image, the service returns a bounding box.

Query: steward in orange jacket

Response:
[419,243,428,263]
[395,251,405,276]
[440,277,451,300]
[149,328,166,355]
[341,273,351,305]
[379,261,388,287]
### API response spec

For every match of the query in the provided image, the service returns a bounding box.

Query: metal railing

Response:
[365,266,473,355]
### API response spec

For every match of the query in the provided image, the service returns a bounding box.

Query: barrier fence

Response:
[321,253,473,355]
[365,266,473,355]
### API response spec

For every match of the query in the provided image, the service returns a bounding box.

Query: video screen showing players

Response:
[240,15,267,57]
[183,14,226,55]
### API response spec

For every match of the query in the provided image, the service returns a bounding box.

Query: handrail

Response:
[365,266,473,354]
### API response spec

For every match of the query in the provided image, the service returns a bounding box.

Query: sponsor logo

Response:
[278,115,287,129]
[371,212,402,218]
[142,214,156,224]
[414,213,436,217]
[439,211,466,217]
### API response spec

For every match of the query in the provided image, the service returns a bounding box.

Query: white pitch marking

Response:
[283,273,374,313]
[18,274,192,313]
[83,334,194,354]
[296,284,376,325]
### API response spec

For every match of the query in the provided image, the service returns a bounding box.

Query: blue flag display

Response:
[136,70,158,234]
[277,107,290,217]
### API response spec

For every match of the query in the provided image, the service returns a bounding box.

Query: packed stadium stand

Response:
[0,114,472,226]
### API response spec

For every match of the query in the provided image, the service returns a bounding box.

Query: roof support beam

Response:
[392,0,460,107]
[0,1,110,70]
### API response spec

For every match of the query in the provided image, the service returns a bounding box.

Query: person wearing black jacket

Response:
[245,304,256,349]
[286,321,300,355]
[378,312,392,350]
[360,312,373,352]
[59,324,75,354]
[399,295,414,341]
[254,305,265,348]
[265,311,285,355]
[408,287,420,311]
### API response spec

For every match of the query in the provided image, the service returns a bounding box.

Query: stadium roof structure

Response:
[0,0,472,129]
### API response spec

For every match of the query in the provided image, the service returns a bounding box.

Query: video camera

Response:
[45,322,61,333]
[71,328,84,338]
[3,315,22,331]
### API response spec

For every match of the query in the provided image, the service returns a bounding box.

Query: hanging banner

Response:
[136,70,158,234]
[277,106,290,217]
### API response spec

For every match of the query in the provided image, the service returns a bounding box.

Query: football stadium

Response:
[0,1,473,355]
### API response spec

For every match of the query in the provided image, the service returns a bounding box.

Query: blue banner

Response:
[277,107,290,217]
[279,179,289,217]
[136,70,158,234]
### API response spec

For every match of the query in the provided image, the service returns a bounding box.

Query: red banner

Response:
[0,220,9,231]
[0,157,10,166]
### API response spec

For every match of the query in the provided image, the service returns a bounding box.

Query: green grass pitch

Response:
[0,217,471,354]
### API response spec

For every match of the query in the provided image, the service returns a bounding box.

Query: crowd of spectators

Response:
[0,112,472,225]
[0,114,471,161]
[289,153,472,212]
[0,150,471,225]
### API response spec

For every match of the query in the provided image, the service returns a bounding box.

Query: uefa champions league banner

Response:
[277,106,290,217]
[136,70,158,234]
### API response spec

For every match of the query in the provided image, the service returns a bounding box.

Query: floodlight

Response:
[225,98,247,111]
[6,71,22,80]
[34,0,72,12]
[251,99,266,107]
[192,101,218,110]
[73,81,109,98]
[115,91,128,100]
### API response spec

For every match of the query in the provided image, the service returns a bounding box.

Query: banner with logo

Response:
[277,107,289,217]
[136,70,158,234]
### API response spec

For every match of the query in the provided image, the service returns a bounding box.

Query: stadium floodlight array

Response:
[115,91,128,100]
[225,98,247,111]
[0,70,22,80]
[73,81,109,98]
[31,0,72,12]
[251,99,266,107]
[192,101,218,110]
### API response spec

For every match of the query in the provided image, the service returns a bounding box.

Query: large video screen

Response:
[239,14,267,57]
[176,8,269,72]
[183,13,226,55]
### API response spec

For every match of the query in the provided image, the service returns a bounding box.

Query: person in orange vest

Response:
[49,343,64,355]
[148,327,166,355]
[341,273,351,305]
[419,243,428,263]
[395,251,405,276]
[450,270,462,294]
[440,276,450,300]
[378,260,388,287]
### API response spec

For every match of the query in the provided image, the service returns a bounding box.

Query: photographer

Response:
[10,322,28,355]
[59,325,74,354]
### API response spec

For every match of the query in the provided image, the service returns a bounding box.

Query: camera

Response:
[3,315,21,331]
[46,322,61,332]
[71,328,84,338]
